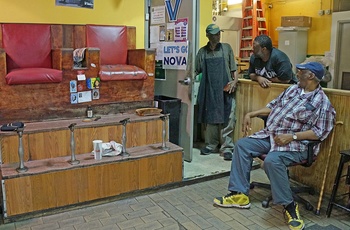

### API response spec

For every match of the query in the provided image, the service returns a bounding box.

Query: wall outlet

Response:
[318,10,324,16]
[325,9,332,15]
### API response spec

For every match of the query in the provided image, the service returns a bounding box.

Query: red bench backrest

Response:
[2,24,52,72]
[86,25,128,65]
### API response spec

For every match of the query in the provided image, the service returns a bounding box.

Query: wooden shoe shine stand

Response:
[0,113,183,221]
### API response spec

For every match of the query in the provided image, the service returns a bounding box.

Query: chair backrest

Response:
[86,25,128,65]
[2,24,52,72]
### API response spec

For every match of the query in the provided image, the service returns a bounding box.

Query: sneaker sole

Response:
[213,200,251,209]
[288,223,304,230]
[287,222,305,230]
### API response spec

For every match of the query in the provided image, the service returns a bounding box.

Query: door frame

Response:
[145,0,200,162]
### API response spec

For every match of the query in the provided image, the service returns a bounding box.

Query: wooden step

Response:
[1,142,183,218]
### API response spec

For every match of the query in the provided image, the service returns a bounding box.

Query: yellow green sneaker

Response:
[283,202,305,230]
[213,192,251,208]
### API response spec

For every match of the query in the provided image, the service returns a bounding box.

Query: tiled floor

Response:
[184,146,232,180]
[1,166,349,230]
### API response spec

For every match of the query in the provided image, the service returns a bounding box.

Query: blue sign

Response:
[164,0,182,22]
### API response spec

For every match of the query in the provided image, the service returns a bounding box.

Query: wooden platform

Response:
[0,114,183,220]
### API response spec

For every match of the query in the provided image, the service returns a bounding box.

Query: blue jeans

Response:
[228,137,307,205]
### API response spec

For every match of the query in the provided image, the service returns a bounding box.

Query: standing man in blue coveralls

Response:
[213,62,336,230]
[195,24,238,161]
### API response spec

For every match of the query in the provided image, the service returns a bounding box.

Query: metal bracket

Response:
[120,118,131,157]
[68,123,79,165]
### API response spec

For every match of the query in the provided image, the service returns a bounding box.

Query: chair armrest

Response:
[128,49,155,77]
[257,115,268,127]
[84,47,100,75]
[0,48,7,79]
[52,48,74,70]
[52,48,100,72]
[301,140,321,167]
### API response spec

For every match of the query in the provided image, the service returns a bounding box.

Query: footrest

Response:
[1,122,24,131]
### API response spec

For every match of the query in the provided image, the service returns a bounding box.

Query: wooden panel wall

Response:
[236,79,350,197]
[3,151,183,217]
[0,23,155,124]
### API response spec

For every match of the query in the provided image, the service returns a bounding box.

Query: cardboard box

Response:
[281,16,312,27]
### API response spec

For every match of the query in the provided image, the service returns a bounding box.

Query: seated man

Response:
[213,62,335,230]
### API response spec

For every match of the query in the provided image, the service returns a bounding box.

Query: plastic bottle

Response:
[86,106,93,118]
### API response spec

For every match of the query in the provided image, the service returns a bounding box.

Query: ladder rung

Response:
[241,0,267,50]
[241,36,253,40]
[240,58,250,62]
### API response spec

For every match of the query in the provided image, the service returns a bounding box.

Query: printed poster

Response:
[174,18,188,42]
[151,6,166,25]
[162,41,188,70]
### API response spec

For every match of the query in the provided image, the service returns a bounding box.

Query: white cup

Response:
[93,140,103,160]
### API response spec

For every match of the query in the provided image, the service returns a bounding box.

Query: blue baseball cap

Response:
[206,24,223,34]
[296,62,324,80]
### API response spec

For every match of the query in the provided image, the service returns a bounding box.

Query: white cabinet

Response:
[277,27,309,72]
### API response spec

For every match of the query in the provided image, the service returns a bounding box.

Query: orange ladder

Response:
[239,0,268,62]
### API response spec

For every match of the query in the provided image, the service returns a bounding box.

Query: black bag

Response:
[1,122,24,131]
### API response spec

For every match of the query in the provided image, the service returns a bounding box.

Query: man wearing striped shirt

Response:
[213,62,335,230]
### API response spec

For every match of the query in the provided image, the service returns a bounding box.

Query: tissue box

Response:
[281,16,312,27]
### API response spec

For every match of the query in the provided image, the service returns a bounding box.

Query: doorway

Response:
[329,11,350,89]
[184,9,243,180]
[146,0,235,180]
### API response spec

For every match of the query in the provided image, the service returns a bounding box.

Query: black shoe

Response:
[223,151,232,160]
[200,147,216,155]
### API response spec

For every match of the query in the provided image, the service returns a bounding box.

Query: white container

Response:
[93,140,103,160]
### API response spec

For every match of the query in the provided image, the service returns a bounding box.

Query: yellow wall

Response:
[199,1,213,47]
[0,0,333,55]
[0,0,145,48]
[264,0,332,55]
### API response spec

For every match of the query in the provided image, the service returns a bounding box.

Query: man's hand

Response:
[257,76,272,88]
[242,113,252,137]
[273,134,293,146]
[223,81,237,94]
